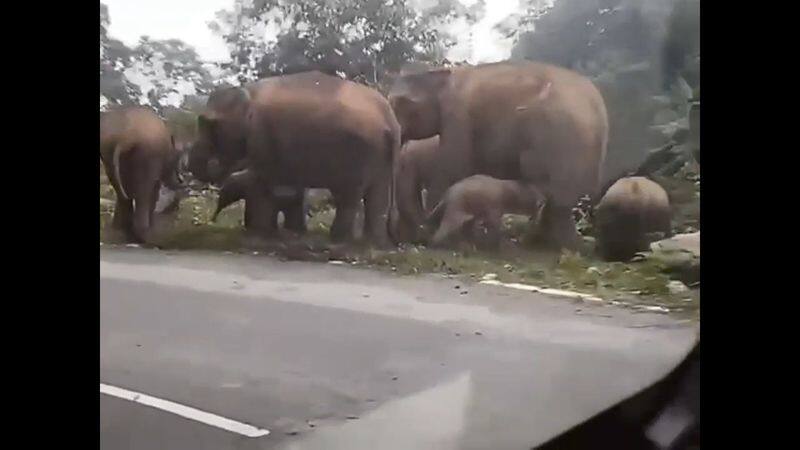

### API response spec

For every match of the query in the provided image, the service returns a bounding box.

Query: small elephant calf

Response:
[427,174,547,248]
[212,168,308,233]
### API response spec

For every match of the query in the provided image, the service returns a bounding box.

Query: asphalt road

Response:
[100,247,697,450]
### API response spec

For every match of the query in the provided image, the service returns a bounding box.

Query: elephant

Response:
[100,106,184,243]
[426,174,547,249]
[211,168,307,233]
[388,61,609,250]
[594,176,672,262]
[390,135,440,243]
[188,71,401,246]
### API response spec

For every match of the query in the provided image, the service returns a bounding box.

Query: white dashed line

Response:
[100,383,270,438]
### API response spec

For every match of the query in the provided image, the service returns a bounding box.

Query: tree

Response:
[209,0,481,87]
[100,3,142,108]
[124,36,217,113]
[509,0,700,182]
[100,3,218,113]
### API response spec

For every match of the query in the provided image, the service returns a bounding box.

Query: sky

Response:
[102,0,525,64]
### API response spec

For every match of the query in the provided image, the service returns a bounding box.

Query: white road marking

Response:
[479,279,604,303]
[100,383,270,438]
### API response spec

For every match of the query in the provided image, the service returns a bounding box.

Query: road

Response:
[100,248,697,450]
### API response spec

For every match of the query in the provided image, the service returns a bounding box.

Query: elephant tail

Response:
[112,144,130,200]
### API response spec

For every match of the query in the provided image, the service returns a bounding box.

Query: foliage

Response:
[100,3,217,112]
[209,0,483,86]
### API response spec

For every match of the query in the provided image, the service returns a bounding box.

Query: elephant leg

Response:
[363,179,391,247]
[131,180,157,244]
[243,200,254,228]
[330,189,360,242]
[431,211,472,248]
[394,171,425,243]
[112,197,133,234]
[280,192,307,234]
[479,214,503,251]
[244,187,278,238]
[103,156,133,234]
[536,203,581,251]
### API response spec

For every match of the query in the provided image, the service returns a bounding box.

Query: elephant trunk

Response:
[426,196,446,229]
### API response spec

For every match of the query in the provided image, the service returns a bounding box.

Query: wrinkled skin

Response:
[388,61,609,250]
[390,136,440,243]
[100,106,185,243]
[189,71,400,246]
[211,169,307,233]
[427,174,546,249]
[594,177,672,261]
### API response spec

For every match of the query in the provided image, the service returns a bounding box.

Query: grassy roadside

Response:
[100,174,699,319]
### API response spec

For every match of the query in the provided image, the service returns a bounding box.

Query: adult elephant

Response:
[390,135,440,243]
[188,71,400,245]
[100,106,184,243]
[388,61,609,250]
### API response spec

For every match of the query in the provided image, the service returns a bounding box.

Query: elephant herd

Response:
[100,60,674,261]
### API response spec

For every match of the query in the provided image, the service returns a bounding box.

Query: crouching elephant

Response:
[211,168,307,233]
[188,70,400,246]
[390,136,440,243]
[594,176,672,261]
[100,106,185,243]
[388,61,609,250]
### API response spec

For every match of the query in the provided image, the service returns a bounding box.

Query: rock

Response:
[650,232,700,258]
[481,273,498,281]
[649,119,690,143]
[672,76,694,103]
[653,109,680,125]
[586,266,602,275]
[649,95,673,109]
[154,186,182,214]
[671,127,691,144]
[644,237,700,286]
[667,280,689,294]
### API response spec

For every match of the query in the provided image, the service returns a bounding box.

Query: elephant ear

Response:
[391,95,417,112]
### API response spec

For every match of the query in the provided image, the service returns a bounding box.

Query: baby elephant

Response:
[212,169,307,233]
[427,174,546,248]
[594,176,672,261]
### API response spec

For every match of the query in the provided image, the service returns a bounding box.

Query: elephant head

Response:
[188,86,253,184]
[388,69,451,143]
[211,169,252,222]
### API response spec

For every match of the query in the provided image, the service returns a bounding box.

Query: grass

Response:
[100,176,700,319]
